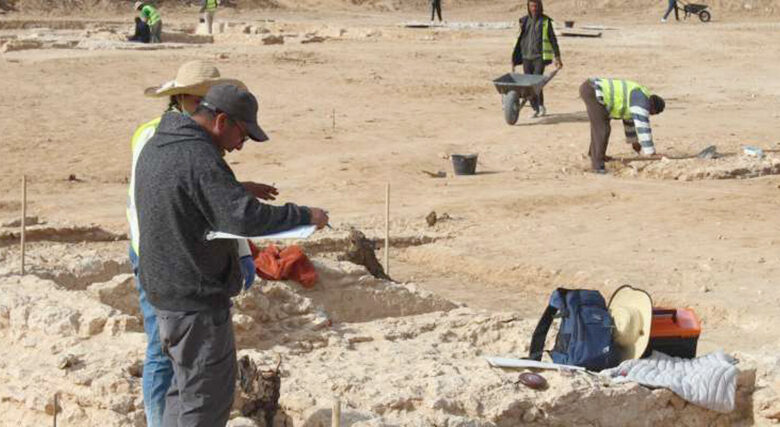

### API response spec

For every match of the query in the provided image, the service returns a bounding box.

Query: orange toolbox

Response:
[643,308,701,358]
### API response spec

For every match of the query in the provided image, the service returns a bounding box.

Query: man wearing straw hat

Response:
[128,61,279,426]
[134,1,162,43]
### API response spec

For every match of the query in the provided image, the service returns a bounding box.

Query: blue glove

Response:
[240,255,256,290]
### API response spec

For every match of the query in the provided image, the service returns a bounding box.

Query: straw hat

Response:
[608,285,652,361]
[134,1,143,10]
[143,60,246,98]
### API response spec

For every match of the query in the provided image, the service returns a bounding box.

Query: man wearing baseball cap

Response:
[129,62,278,427]
[135,83,328,426]
[197,83,270,147]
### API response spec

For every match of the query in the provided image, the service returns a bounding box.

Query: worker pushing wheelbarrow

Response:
[502,0,564,125]
[663,0,712,22]
[493,69,559,125]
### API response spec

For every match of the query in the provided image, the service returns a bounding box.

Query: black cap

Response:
[200,84,269,142]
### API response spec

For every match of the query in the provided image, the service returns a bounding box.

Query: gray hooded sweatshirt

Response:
[135,111,311,312]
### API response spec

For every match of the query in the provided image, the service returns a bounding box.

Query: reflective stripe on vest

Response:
[206,0,217,11]
[126,116,161,254]
[142,5,161,26]
[542,18,553,62]
[597,78,651,120]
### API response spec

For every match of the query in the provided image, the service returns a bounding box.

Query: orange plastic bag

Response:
[249,242,318,288]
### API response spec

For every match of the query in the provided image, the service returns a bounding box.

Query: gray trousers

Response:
[580,79,611,171]
[523,58,545,111]
[150,20,162,43]
[156,308,236,427]
[202,11,215,34]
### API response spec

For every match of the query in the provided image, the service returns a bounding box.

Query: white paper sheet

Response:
[485,356,585,371]
[205,225,317,241]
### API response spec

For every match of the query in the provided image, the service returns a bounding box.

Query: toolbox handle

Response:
[653,308,677,321]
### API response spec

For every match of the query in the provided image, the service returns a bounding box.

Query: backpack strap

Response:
[528,288,568,361]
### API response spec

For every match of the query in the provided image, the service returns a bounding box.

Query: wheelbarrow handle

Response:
[541,68,560,87]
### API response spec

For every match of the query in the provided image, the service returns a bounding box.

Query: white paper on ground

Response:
[206,225,317,241]
[485,356,586,371]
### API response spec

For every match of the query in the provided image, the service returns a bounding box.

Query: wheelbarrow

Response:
[492,68,559,125]
[677,0,711,22]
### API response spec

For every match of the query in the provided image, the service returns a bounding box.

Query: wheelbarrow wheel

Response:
[503,90,520,125]
[699,10,711,22]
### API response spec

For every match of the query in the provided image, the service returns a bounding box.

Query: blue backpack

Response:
[528,288,619,371]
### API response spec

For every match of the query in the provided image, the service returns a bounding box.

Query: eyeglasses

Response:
[229,117,249,144]
[199,101,249,144]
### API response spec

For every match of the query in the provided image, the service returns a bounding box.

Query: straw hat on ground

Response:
[608,285,652,361]
[144,60,246,98]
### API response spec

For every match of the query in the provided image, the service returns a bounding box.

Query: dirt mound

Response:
[611,153,780,180]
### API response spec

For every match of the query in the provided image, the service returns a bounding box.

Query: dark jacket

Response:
[128,17,150,43]
[135,112,311,312]
[511,10,561,66]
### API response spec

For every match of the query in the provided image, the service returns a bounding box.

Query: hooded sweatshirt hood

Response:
[527,0,544,17]
[152,111,217,150]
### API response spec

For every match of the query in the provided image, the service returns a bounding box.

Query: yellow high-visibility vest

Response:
[141,5,161,26]
[126,117,161,254]
[597,78,651,120]
[541,18,553,62]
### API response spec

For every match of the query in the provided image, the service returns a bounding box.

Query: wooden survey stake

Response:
[331,397,341,427]
[20,175,26,276]
[385,183,390,275]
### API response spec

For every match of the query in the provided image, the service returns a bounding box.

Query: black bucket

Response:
[564,20,574,28]
[451,154,478,175]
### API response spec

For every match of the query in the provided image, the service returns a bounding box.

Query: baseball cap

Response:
[200,84,269,142]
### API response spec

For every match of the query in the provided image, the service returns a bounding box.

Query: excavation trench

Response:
[0,242,766,426]
[0,225,127,247]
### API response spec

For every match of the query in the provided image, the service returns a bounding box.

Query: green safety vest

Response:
[141,5,161,26]
[206,0,218,11]
[127,116,161,254]
[597,78,651,120]
[541,18,553,62]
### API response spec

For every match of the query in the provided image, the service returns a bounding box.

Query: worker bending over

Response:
[579,78,665,174]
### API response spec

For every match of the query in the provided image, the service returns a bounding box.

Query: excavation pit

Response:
[0,244,769,426]
[0,241,130,290]
[231,259,460,351]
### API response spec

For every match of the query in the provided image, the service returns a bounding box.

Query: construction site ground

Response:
[1,4,779,425]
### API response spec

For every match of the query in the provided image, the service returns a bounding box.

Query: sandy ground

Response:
[1,2,779,425]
